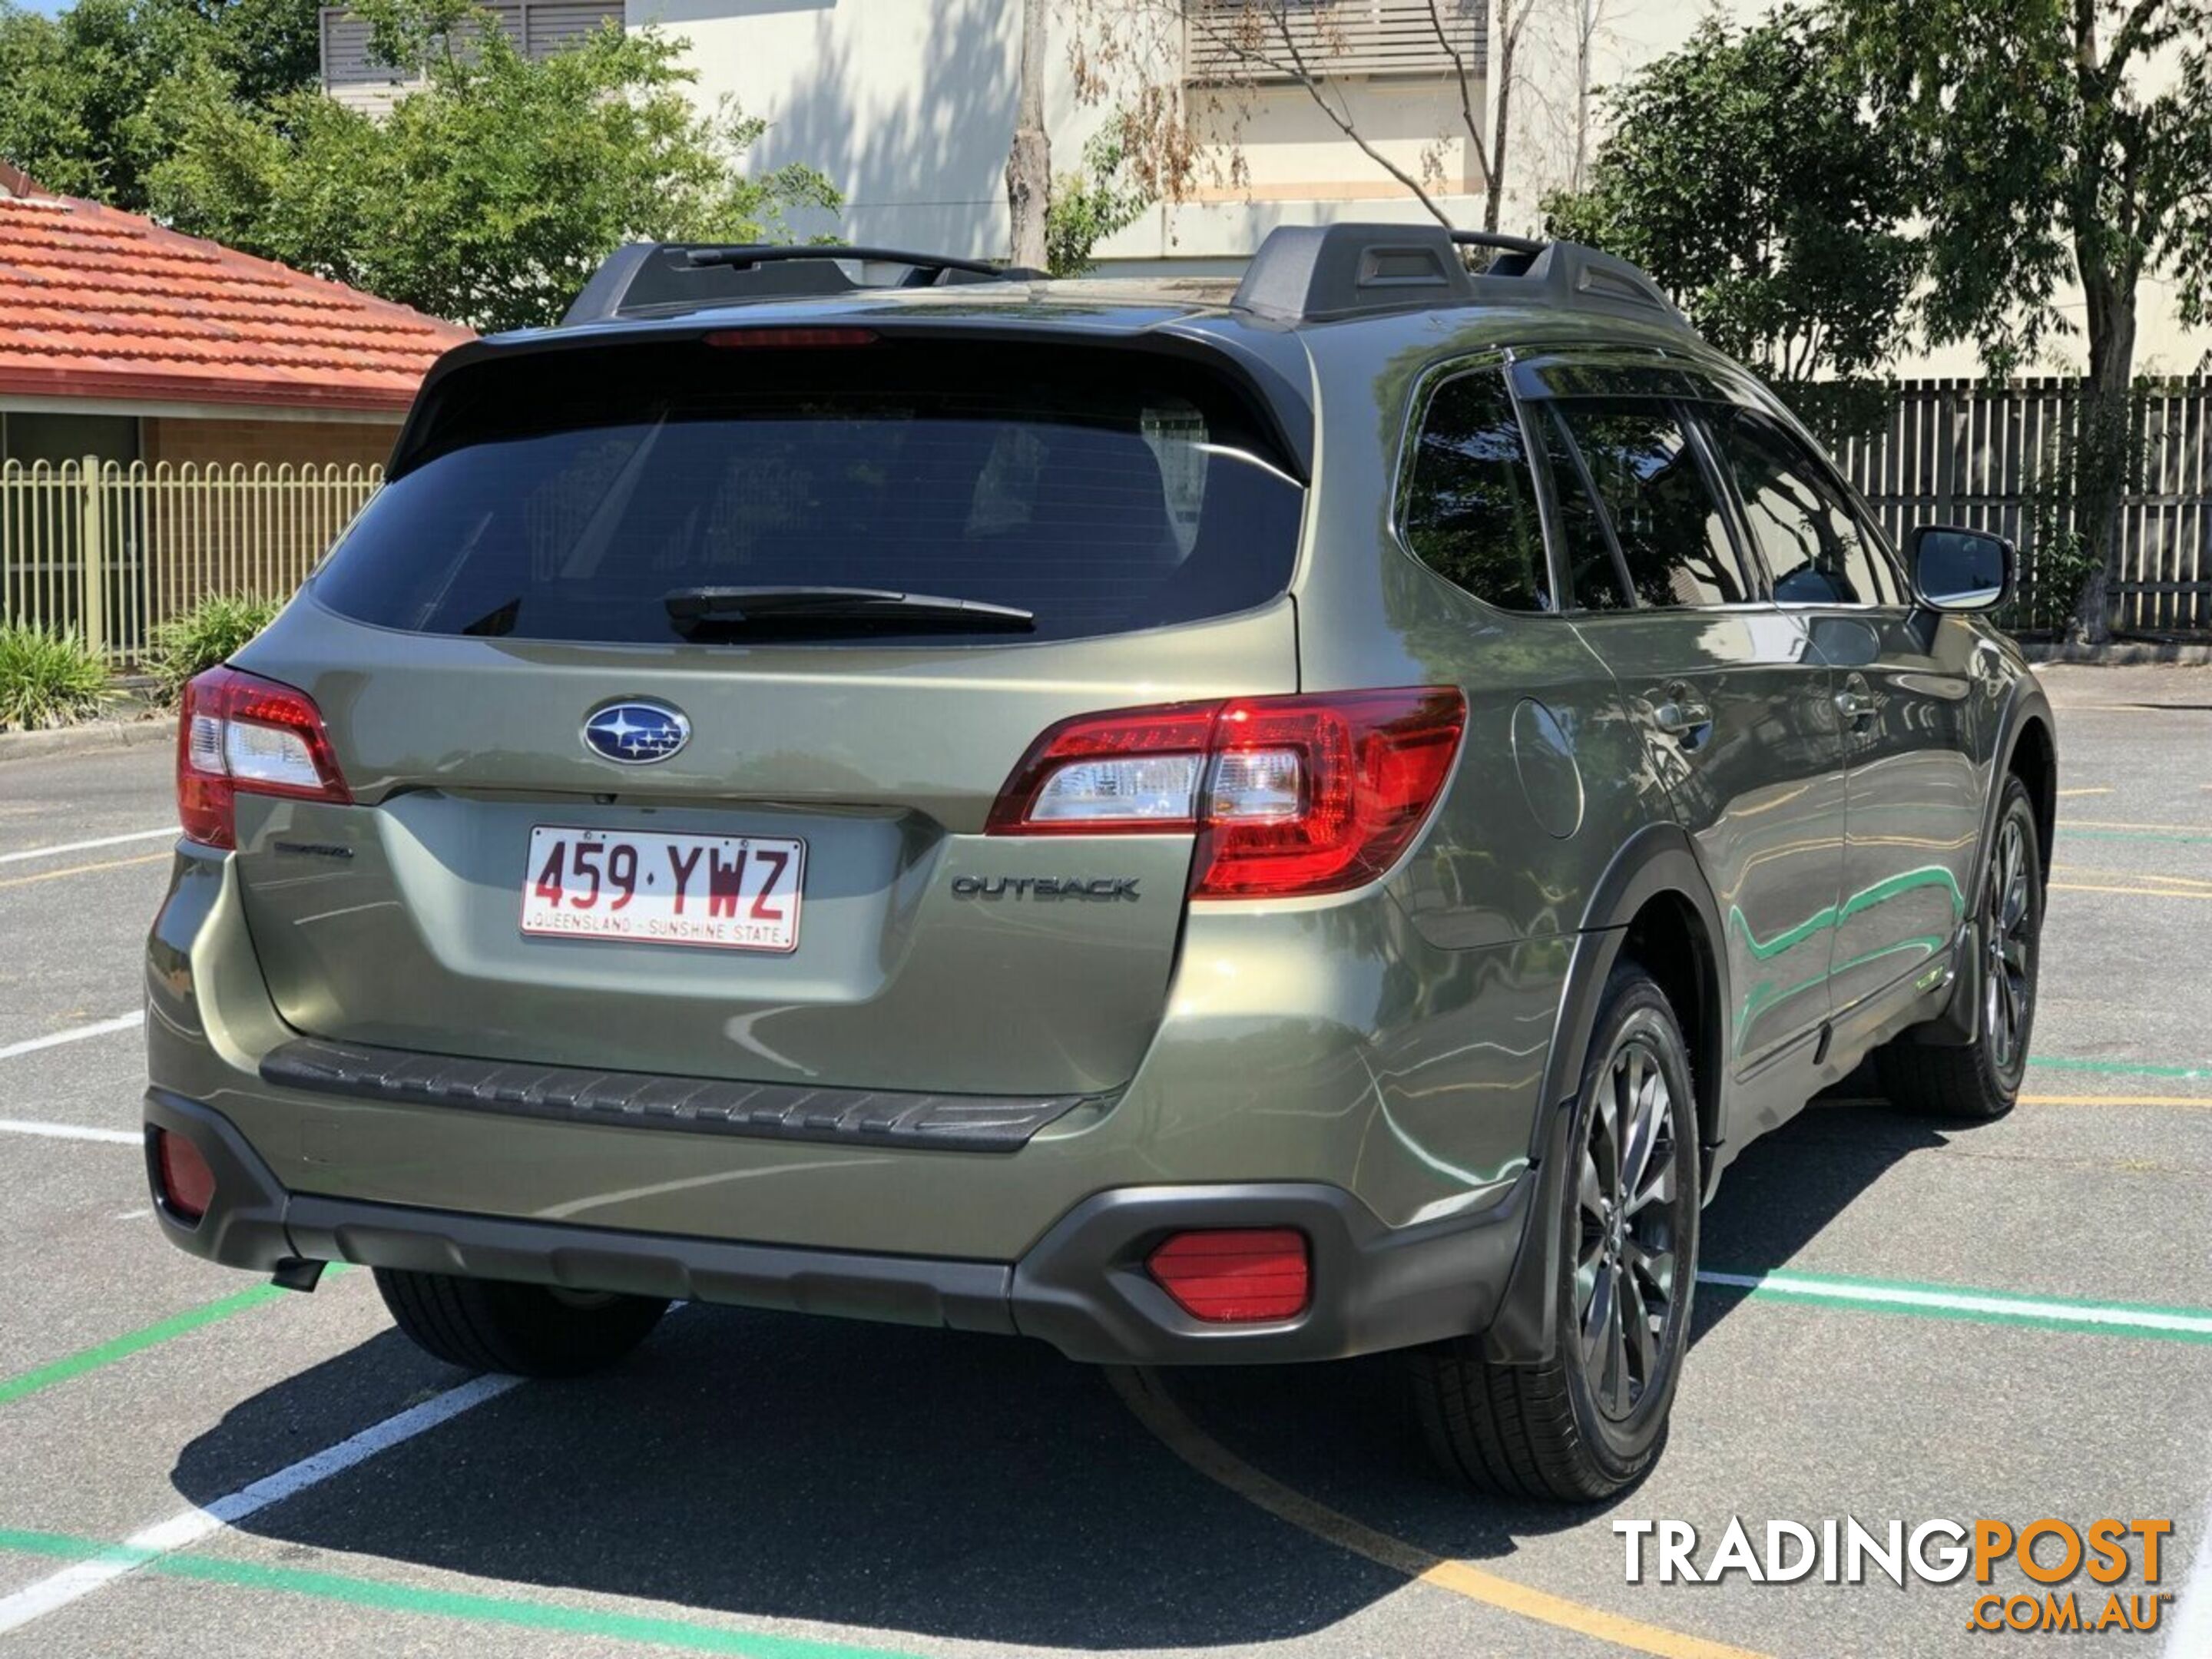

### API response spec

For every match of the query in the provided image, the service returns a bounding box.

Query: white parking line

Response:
[0,1118,140,1146]
[0,1012,143,1062]
[0,1373,520,1635]
[0,827,175,866]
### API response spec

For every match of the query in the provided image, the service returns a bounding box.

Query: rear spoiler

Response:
[382,317,1318,485]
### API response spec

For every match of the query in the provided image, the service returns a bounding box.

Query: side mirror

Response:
[1909,525,2014,613]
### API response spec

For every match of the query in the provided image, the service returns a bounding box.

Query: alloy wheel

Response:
[1982,813,2035,1075]
[1575,1034,1683,1422]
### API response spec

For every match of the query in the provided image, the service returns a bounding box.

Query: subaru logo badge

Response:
[582,700,690,765]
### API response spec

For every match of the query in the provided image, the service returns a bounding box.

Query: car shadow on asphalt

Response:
[169,1095,1963,1649]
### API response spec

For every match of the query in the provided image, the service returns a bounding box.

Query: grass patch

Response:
[0,624,113,731]
[147,594,283,704]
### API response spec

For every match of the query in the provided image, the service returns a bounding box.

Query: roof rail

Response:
[1229,223,1689,330]
[561,243,1042,326]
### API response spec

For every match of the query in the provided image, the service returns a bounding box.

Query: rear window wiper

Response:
[664,585,1036,633]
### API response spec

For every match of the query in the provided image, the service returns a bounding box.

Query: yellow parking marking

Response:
[2020,1094,2212,1108]
[2064,820,2212,833]
[2056,787,2111,797]
[0,852,168,892]
[1108,1367,1767,1659]
[2051,882,2212,899]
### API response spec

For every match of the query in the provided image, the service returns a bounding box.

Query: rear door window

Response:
[1550,399,1750,609]
[312,339,1304,646]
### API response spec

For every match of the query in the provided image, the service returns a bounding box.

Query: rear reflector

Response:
[154,1129,216,1223]
[986,688,1466,897]
[1147,1228,1310,1323]
[177,666,350,849]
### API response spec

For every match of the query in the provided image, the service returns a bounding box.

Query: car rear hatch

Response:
[217,324,1310,1098]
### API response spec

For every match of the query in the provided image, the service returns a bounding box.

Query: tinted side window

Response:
[1707,409,1897,605]
[1402,370,1551,611]
[1552,400,1747,609]
[1537,409,1630,611]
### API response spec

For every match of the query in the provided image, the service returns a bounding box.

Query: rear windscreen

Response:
[312,338,1305,645]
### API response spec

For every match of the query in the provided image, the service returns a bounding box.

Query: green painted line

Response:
[2032,1055,2212,1081]
[0,1266,353,1409]
[1700,1266,2212,1344]
[0,1528,922,1659]
[0,1284,288,1408]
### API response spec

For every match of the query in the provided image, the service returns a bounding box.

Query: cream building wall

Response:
[630,0,2208,376]
[628,0,1490,266]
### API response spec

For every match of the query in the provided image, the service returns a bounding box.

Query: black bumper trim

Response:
[146,1090,1535,1365]
[259,1036,1096,1154]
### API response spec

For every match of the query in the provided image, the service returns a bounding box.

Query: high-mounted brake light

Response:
[986,688,1465,899]
[176,666,350,849]
[702,327,879,349]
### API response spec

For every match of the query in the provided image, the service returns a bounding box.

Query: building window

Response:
[1,411,141,469]
[320,1,623,108]
[1185,0,1486,84]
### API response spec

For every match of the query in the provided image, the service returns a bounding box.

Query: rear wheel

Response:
[373,1268,668,1378]
[1876,774,2042,1121]
[1408,961,1700,1502]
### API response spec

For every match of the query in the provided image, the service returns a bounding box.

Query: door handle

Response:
[1653,697,1713,737]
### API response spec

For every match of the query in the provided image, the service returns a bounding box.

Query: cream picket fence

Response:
[0,459,383,665]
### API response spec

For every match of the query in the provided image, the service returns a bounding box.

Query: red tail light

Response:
[702,327,879,349]
[1148,1229,1310,1322]
[153,1128,216,1223]
[986,688,1465,898]
[177,666,350,849]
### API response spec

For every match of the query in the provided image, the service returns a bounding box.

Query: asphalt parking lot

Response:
[2,664,2208,1659]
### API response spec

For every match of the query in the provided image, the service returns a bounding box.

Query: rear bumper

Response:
[146,1088,1535,1364]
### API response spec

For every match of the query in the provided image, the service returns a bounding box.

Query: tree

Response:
[1834,0,2212,640]
[1541,7,1922,382]
[0,0,320,209]
[145,19,839,331]
[1045,129,1151,274]
[1064,0,1541,234]
[1007,0,1051,269]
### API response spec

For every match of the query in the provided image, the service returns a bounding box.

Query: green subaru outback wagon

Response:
[144,224,2055,1500]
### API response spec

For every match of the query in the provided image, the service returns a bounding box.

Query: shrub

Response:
[0,623,113,731]
[147,594,283,704]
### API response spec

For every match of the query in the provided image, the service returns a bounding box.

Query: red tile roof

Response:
[0,187,473,414]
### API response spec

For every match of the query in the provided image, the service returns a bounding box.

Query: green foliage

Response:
[1045,131,1151,278]
[145,13,839,331]
[0,0,317,209]
[1836,0,2212,376]
[1833,0,2212,635]
[0,624,113,732]
[146,593,282,704]
[1541,5,1921,382]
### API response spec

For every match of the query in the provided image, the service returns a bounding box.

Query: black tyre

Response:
[373,1268,668,1378]
[1408,960,1700,1502]
[1875,774,2042,1121]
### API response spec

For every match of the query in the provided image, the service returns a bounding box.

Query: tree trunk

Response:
[1006,0,1051,271]
[2073,258,2137,644]
[1485,17,1515,231]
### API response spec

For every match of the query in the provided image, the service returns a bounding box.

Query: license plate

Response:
[522,826,806,952]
